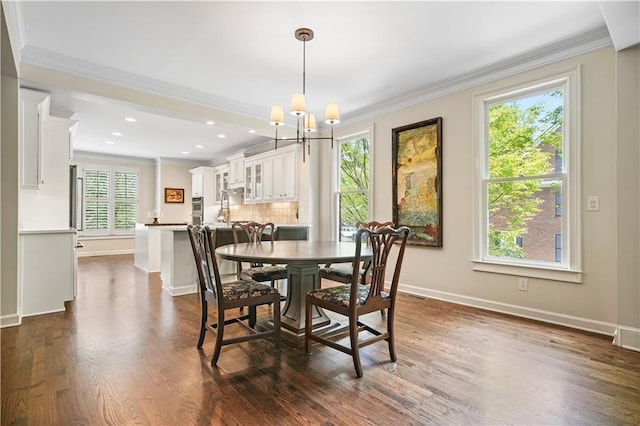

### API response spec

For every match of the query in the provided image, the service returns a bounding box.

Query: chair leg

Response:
[211,309,225,366]
[249,306,257,328]
[350,316,363,378]
[197,299,207,349]
[304,298,312,354]
[272,295,281,352]
[387,305,397,362]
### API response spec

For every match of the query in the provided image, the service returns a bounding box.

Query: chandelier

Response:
[269,28,340,161]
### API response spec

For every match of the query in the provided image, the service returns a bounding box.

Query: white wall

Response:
[319,47,638,340]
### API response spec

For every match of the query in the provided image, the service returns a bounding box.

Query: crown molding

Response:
[2,0,25,69]
[344,26,612,124]
[19,44,267,120]
[72,150,156,166]
[18,26,611,129]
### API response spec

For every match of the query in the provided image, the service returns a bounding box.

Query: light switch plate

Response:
[587,196,599,211]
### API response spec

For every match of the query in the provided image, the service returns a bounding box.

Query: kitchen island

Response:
[135,222,309,297]
[157,224,236,296]
[134,223,188,273]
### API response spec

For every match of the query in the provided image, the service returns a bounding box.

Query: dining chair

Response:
[319,221,395,318]
[319,221,394,286]
[232,222,288,292]
[305,225,410,378]
[187,225,281,366]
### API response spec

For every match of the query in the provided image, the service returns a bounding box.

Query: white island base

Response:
[160,227,235,296]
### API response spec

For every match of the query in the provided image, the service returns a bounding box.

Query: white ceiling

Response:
[4,1,633,164]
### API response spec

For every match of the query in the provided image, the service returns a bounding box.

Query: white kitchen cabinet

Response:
[19,229,76,316]
[189,167,218,223]
[189,166,215,198]
[191,173,203,197]
[19,88,50,189]
[262,157,274,202]
[243,160,263,203]
[227,153,245,188]
[273,149,298,201]
[214,165,229,203]
[20,114,77,230]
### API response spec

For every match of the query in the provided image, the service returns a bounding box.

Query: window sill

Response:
[471,259,582,283]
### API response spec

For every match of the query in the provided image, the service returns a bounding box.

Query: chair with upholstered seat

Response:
[305,225,409,378]
[232,222,288,290]
[319,221,394,285]
[319,221,394,318]
[187,225,281,366]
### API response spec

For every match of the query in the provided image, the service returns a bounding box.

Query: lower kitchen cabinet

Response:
[19,229,77,316]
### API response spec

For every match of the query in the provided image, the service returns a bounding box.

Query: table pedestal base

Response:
[277,263,335,348]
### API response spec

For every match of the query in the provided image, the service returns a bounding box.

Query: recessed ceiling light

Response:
[217,134,226,138]
[248,129,256,134]
[182,151,189,155]
[112,132,123,136]
[206,120,215,125]
[105,141,115,145]
[125,117,136,122]
[195,145,204,149]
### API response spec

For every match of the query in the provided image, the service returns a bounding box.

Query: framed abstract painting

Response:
[392,117,443,247]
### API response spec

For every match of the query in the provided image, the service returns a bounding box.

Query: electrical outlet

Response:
[587,196,600,211]
[518,278,528,291]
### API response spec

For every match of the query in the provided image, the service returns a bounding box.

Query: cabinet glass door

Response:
[255,163,262,201]
[245,165,252,200]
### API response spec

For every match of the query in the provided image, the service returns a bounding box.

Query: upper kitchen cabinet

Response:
[243,159,263,203]
[189,166,215,199]
[272,147,298,201]
[243,144,299,204]
[214,164,229,203]
[19,88,50,189]
[19,101,78,230]
[227,153,245,188]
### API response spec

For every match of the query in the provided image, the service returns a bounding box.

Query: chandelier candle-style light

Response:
[270,28,340,161]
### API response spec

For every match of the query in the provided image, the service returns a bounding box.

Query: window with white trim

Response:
[80,165,139,236]
[334,131,371,241]
[473,69,581,282]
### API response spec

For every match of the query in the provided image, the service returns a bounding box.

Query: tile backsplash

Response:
[229,201,299,224]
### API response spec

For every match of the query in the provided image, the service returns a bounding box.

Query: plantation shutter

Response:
[114,171,138,232]
[84,169,110,232]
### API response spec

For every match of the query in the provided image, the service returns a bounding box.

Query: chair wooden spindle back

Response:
[352,226,410,309]
[187,225,221,301]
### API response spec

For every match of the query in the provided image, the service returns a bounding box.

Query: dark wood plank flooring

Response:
[2,254,639,425]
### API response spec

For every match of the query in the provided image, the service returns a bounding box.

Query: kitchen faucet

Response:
[218,190,231,225]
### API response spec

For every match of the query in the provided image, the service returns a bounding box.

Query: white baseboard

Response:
[134,264,160,273]
[0,314,21,328]
[162,284,197,297]
[78,249,134,257]
[614,326,640,352]
[398,283,618,338]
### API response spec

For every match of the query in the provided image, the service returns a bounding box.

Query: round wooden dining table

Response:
[215,240,371,347]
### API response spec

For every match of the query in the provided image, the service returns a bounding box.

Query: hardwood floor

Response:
[2,254,639,425]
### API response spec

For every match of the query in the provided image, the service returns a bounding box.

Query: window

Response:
[334,131,371,241]
[473,69,581,282]
[81,165,138,236]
